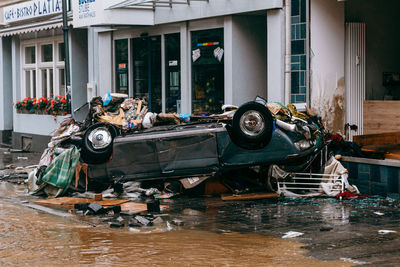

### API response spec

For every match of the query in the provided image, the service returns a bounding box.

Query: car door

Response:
[155,131,219,177]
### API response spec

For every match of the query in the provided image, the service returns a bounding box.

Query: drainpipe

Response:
[284,0,291,104]
[62,0,71,114]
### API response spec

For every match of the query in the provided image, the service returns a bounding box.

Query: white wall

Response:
[310,0,345,133]
[155,0,282,25]
[225,15,267,106]
[13,114,64,136]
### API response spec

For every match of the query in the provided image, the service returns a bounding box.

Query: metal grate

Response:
[278,172,344,194]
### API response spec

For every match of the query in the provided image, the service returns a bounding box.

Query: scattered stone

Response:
[374,211,384,216]
[116,216,124,223]
[88,202,105,214]
[17,156,28,160]
[320,227,333,232]
[135,215,152,226]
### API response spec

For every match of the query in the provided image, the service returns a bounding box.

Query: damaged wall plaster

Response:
[310,0,345,134]
[311,76,345,134]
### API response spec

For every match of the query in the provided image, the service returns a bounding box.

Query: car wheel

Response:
[231,101,274,150]
[81,123,116,164]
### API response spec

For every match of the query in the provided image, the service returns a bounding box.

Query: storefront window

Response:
[165,33,181,113]
[59,43,65,61]
[191,28,224,114]
[25,46,35,64]
[21,38,65,100]
[115,39,129,95]
[41,44,53,62]
[132,36,162,113]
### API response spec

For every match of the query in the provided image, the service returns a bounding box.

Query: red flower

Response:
[64,112,67,115]
[12,102,14,105]
[45,109,49,112]
[61,99,66,104]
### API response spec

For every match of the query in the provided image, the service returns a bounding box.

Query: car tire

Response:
[231,101,274,150]
[81,123,116,164]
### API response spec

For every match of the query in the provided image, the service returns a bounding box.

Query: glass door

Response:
[191,28,224,115]
[165,33,181,113]
[132,36,162,113]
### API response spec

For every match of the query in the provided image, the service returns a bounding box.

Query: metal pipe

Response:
[284,0,291,105]
[62,0,71,114]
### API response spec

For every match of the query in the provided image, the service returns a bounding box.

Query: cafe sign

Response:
[3,0,64,24]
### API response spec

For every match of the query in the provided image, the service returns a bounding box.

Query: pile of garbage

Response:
[26,94,327,199]
[85,93,236,133]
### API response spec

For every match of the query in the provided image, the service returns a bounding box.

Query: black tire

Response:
[81,123,116,164]
[231,101,273,150]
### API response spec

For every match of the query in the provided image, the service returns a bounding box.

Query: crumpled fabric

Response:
[287,104,309,120]
[38,116,81,168]
[321,157,359,196]
[39,146,80,197]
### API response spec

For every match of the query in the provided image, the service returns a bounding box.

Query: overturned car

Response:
[31,96,325,196]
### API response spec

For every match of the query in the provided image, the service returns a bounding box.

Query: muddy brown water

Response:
[0,202,351,266]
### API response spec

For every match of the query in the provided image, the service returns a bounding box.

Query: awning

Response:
[0,14,73,37]
[108,0,209,10]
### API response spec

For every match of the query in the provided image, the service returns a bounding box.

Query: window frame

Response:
[20,36,65,100]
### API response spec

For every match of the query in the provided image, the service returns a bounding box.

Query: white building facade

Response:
[2,0,395,151]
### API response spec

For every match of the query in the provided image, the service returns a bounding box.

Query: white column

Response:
[180,22,191,114]
[97,31,113,97]
[267,9,285,103]
[224,16,233,105]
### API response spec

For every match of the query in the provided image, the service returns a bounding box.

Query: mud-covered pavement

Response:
[1,149,400,266]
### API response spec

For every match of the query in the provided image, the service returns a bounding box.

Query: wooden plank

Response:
[34,197,129,209]
[120,202,168,213]
[354,131,400,146]
[221,192,278,201]
[364,101,400,134]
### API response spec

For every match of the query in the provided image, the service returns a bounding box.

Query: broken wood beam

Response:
[353,131,400,147]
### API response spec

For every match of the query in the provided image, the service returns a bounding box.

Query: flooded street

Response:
[1,151,400,266]
[0,182,353,266]
[0,198,345,266]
